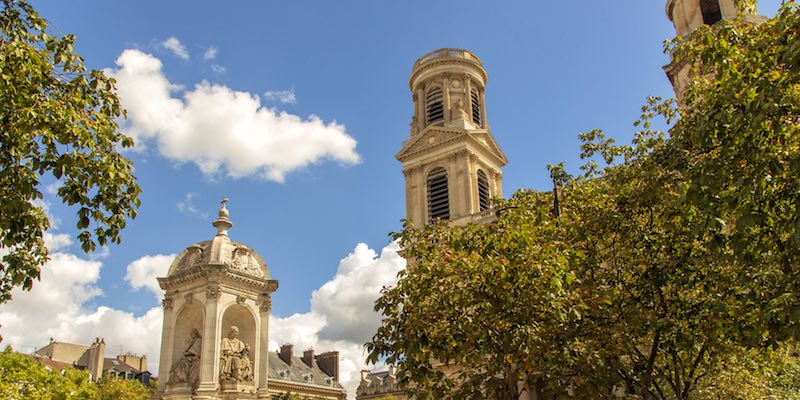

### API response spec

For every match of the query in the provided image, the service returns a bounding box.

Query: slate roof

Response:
[267,352,344,390]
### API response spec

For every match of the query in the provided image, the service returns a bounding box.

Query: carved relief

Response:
[236,295,247,305]
[206,286,221,301]
[259,297,272,313]
[175,244,204,273]
[184,293,194,305]
[229,247,264,278]
[162,298,174,310]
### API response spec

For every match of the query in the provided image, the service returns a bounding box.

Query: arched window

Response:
[477,170,490,211]
[427,167,450,221]
[426,86,444,124]
[700,0,722,25]
[470,87,481,125]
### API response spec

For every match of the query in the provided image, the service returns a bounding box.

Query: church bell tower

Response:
[396,48,507,228]
[664,0,764,96]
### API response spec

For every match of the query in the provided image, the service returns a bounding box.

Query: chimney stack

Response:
[279,344,293,365]
[317,351,339,383]
[303,349,316,368]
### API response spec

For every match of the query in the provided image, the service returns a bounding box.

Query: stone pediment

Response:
[396,127,507,166]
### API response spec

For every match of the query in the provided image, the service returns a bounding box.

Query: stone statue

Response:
[168,328,201,387]
[410,115,419,136]
[220,326,253,382]
[452,97,467,120]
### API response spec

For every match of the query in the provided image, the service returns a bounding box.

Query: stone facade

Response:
[33,338,150,384]
[356,366,405,400]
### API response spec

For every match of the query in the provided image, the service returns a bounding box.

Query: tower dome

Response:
[165,197,269,279]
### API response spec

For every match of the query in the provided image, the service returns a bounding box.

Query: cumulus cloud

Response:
[269,242,406,398]
[109,49,360,182]
[203,46,217,61]
[0,252,163,369]
[264,89,297,105]
[161,37,189,60]
[125,254,176,301]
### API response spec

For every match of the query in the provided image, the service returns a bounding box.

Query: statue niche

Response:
[220,326,253,382]
[168,328,201,388]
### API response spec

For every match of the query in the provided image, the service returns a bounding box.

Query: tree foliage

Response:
[369,4,800,400]
[0,346,97,399]
[0,0,140,303]
[95,377,151,400]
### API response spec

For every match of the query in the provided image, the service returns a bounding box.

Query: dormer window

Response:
[700,0,722,25]
[426,86,444,124]
[427,167,450,221]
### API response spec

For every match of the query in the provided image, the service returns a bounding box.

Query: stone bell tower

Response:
[664,0,764,96]
[397,48,508,228]
[156,198,279,400]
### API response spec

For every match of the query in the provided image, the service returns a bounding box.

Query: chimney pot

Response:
[303,349,316,368]
[279,344,294,366]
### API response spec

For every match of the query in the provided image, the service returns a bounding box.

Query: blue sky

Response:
[0,1,785,396]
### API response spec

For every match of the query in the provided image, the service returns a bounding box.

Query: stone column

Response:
[480,89,488,129]
[257,296,271,398]
[416,86,425,129]
[443,74,451,124]
[156,297,175,397]
[465,154,477,214]
[194,286,221,398]
[465,77,473,124]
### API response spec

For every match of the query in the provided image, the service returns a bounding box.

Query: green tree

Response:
[0,346,96,399]
[0,0,140,303]
[368,192,584,400]
[695,344,800,400]
[95,377,151,400]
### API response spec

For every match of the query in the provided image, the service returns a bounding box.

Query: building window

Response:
[470,88,481,125]
[700,0,722,25]
[426,86,444,124]
[427,167,450,221]
[477,170,490,211]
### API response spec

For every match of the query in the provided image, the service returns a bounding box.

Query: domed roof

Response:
[166,197,270,279]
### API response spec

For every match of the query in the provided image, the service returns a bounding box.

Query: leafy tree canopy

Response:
[0,346,97,399]
[0,0,140,303]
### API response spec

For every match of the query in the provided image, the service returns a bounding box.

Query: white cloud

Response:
[160,37,189,60]
[203,46,217,61]
[176,192,208,219]
[269,242,406,398]
[125,254,176,301]
[264,89,297,105]
[109,49,360,182]
[0,252,163,371]
[211,64,226,74]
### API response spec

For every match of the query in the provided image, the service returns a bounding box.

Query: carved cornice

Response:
[159,264,278,295]
[396,127,507,168]
[267,379,346,398]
